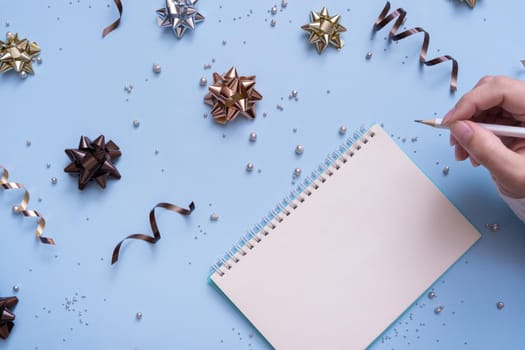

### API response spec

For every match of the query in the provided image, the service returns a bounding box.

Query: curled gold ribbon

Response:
[102,0,123,38]
[0,166,55,245]
[111,201,195,264]
[374,2,459,92]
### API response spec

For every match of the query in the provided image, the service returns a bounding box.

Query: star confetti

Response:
[204,67,263,125]
[156,0,205,39]
[0,296,18,340]
[0,32,40,78]
[301,7,346,54]
[64,135,122,190]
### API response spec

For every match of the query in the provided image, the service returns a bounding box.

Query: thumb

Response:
[449,121,521,180]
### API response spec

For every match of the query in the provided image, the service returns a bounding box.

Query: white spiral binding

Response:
[211,126,376,277]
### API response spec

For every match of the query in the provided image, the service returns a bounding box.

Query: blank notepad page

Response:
[211,124,480,350]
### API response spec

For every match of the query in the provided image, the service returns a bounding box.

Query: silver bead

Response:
[19,71,27,79]
[133,119,140,128]
[152,63,161,73]
[295,145,304,155]
[293,168,302,177]
[154,149,159,155]
[496,301,504,310]
[51,177,58,184]
[26,140,31,146]
[200,77,207,86]
[289,89,298,99]
[246,163,254,172]
[6,31,14,40]
[46,163,51,169]
[339,125,347,135]
[271,5,278,14]
[270,19,276,27]
[281,0,288,8]
[12,285,19,293]
[485,223,500,232]
[136,312,143,320]
[36,56,43,64]
[366,51,373,59]
[210,213,219,221]
[442,166,450,175]
[12,205,20,213]
[428,291,436,299]
[434,306,444,314]
[249,132,257,142]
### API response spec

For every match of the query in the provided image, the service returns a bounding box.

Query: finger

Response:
[443,76,525,125]
[470,157,480,167]
[450,120,525,183]
[454,144,469,161]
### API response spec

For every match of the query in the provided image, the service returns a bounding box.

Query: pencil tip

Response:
[414,120,423,123]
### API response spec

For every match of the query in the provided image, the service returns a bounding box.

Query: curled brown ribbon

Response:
[0,166,55,245]
[102,0,123,38]
[374,2,459,92]
[111,201,195,264]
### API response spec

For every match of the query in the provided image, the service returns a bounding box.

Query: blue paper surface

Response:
[1,0,525,349]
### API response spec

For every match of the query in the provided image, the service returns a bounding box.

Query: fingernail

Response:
[450,121,473,146]
[442,107,456,124]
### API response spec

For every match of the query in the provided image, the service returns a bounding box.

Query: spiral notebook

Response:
[210,124,480,350]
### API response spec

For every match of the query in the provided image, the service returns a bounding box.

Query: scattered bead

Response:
[133,119,140,128]
[295,144,304,155]
[281,0,288,8]
[19,71,27,79]
[152,63,161,73]
[200,77,207,86]
[246,163,254,172]
[6,32,14,40]
[12,285,19,293]
[434,306,444,314]
[26,140,31,146]
[249,132,257,142]
[271,5,278,14]
[222,40,227,46]
[36,56,43,64]
[136,312,142,320]
[496,301,504,310]
[46,163,51,169]
[366,51,373,59]
[428,291,436,299]
[339,125,347,135]
[124,84,134,93]
[276,104,284,111]
[293,168,302,177]
[271,19,276,27]
[12,205,19,213]
[51,177,58,184]
[485,223,500,232]
[210,213,219,221]
[442,166,450,175]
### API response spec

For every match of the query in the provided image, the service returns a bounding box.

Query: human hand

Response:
[442,76,525,198]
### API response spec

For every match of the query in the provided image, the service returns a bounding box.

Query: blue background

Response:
[1,0,525,349]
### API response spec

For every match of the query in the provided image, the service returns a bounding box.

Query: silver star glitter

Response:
[157,0,205,39]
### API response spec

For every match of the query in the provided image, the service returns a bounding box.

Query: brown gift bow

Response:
[0,296,18,340]
[374,1,459,92]
[204,67,262,124]
[64,135,121,190]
